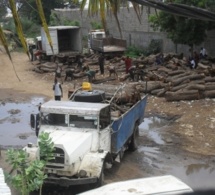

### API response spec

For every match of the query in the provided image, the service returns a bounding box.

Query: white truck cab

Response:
[26,100,111,187]
[88,29,105,49]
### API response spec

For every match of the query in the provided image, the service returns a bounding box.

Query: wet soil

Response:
[0,52,215,194]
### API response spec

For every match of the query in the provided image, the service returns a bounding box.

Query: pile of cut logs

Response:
[32,52,215,101]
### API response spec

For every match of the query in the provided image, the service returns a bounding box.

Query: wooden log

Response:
[205,84,215,91]
[118,74,130,81]
[140,81,163,93]
[157,88,167,97]
[185,84,205,91]
[111,103,127,114]
[73,72,86,78]
[202,90,215,98]
[165,72,190,82]
[170,83,188,92]
[167,70,185,76]
[152,71,165,81]
[157,67,171,74]
[205,77,215,82]
[40,67,55,72]
[151,88,166,97]
[170,74,205,86]
[198,63,211,69]
[33,67,43,73]
[92,77,116,84]
[190,80,205,85]
[165,63,178,70]
[165,90,200,101]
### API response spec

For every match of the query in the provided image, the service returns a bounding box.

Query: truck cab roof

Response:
[79,175,193,195]
[41,100,109,115]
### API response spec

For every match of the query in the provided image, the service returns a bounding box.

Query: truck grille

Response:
[49,147,65,164]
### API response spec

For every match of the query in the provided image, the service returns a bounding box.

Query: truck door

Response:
[99,106,111,151]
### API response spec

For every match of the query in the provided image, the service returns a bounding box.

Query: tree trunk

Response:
[165,90,199,101]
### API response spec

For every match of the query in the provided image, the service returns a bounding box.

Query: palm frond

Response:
[36,0,54,54]
[0,25,21,81]
[9,0,29,59]
[131,2,143,24]
[0,26,12,61]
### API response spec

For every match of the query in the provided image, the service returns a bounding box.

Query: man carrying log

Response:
[82,65,98,83]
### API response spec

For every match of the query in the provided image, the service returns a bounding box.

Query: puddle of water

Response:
[0,97,45,147]
[138,146,160,163]
[169,164,215,191]
[139,117,168,145]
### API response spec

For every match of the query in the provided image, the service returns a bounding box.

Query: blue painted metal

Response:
[111,95,148,154]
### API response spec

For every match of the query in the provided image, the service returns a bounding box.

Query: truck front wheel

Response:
[128,123,139,151]
[91,164,104,188]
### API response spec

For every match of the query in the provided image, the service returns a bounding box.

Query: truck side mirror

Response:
[30,114,40,137]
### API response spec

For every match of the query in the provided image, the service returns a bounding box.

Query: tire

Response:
[128,123,139,151]
[74,90,105,103]
[90,164,104,189]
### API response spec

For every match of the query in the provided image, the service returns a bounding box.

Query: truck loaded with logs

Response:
[26,82,147,188]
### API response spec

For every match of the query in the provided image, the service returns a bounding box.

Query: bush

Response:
[126,39,163,58]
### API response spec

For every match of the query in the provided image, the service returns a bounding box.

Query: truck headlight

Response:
[79,170,87,178]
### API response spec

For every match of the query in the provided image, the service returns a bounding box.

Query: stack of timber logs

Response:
[33,52,215,101]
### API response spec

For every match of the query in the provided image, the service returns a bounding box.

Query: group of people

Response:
[52,53,146,101]
[188,47,207,69]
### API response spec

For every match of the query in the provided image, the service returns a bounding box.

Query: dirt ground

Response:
[0,52,215,194]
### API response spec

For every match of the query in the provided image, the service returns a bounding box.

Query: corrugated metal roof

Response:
[0,168,11,195]
[130,0,215,21]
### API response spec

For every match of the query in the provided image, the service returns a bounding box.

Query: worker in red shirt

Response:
[124,56,132,74]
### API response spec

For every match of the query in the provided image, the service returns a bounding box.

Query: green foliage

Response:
[21,17,40,37]
[38,132,55,163]
[149,0,215,48]
[0,4,7,21]
[4,17,40,38]
[125,39,162,57]
[6,132,54,195]
[18,0,65,25]
[125,46,142,58]
[50,12,80,26]
[90,21,103,30]
[145,39,162,55]
[63,19,80,26]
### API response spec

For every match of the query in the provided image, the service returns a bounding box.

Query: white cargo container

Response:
[41,26,82,56]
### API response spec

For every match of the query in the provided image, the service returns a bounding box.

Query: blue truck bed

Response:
[111,95,148,154]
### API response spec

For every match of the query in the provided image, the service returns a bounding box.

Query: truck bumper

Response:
[44,176,98,187]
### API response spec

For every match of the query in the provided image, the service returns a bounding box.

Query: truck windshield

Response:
[69,115,98,129]
[41,113,98,129]
[41,113,67,126]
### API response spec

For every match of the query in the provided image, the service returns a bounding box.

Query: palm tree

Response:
[75,0,142,38]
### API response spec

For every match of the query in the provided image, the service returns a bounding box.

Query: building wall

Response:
[53,7,215,57]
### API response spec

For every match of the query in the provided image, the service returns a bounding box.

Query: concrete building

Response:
[53,6,215,57]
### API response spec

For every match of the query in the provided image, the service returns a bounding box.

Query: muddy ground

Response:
[0,52,215,194]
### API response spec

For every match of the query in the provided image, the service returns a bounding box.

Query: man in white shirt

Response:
[53,78,63,101]
[200,47,207,59]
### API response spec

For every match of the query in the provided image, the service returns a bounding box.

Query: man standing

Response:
[200,47,207,59]
[53,78,63,101]
[124,56,132,74]
[98,53,105,76]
